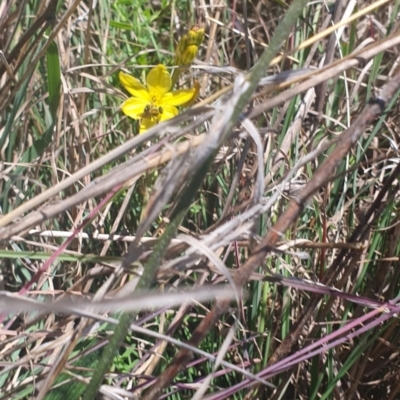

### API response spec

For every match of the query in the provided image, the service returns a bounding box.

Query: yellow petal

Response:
[119,71,150,101]
[121,97,148,120]
[181,80,200,108]
[146,65,171,102]
[160,88,196,107]
[159,105,178,121]
[139,117,157,133]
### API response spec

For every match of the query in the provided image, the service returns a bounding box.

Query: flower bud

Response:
[186,26,205,47]
[179,45,198,66]
[174,26,205,67]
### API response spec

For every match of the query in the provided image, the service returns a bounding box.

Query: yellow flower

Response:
[119,64,196,133]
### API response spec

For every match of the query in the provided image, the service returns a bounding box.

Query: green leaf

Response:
[46,41,61,121]
[110,20,134,30]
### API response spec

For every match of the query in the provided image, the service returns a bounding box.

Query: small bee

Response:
[143,104,163,120]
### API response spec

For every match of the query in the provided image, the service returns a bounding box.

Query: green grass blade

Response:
[46,41,61,122]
